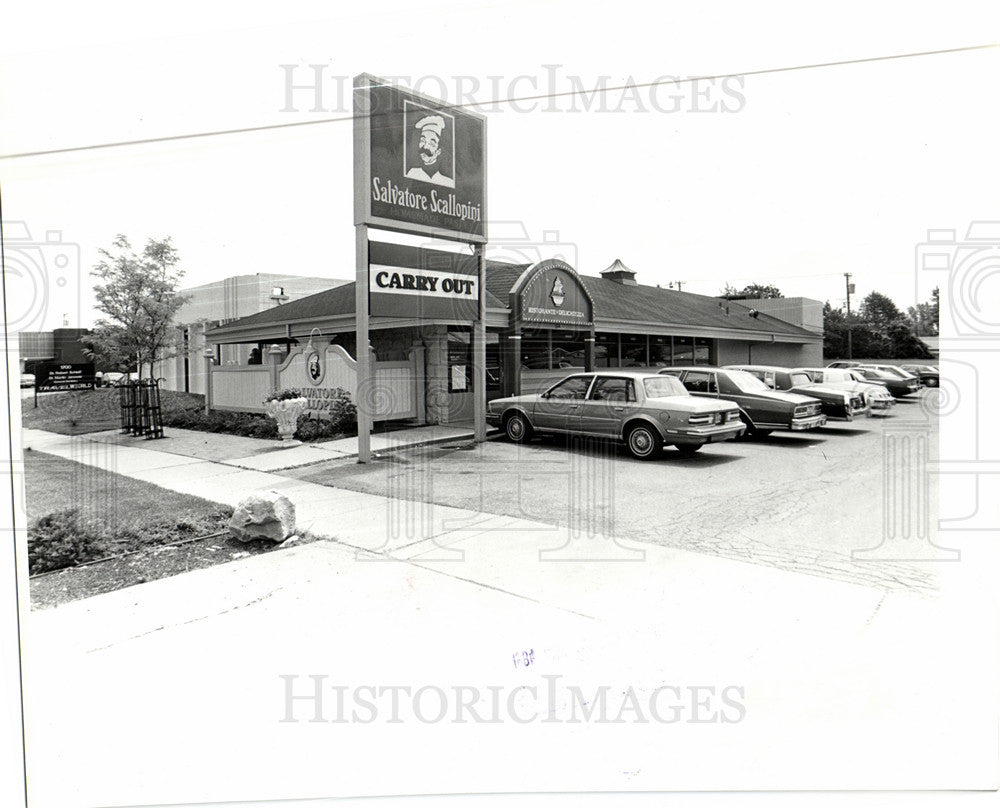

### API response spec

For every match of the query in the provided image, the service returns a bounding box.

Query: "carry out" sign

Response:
[368,240,478,320]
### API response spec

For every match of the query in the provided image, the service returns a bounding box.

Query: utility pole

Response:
[844,272,854,360]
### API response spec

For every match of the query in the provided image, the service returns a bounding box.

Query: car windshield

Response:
[724,370,770,393]
[643,376,688,398]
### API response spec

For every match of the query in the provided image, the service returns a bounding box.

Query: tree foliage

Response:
[823,290,933,360]
[720,282,784,300]
[87,235,189,378]
[907,287,939,336]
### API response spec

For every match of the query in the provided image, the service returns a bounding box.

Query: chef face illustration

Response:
[404,104,455,189]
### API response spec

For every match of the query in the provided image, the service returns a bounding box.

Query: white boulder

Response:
[228,490,296,543]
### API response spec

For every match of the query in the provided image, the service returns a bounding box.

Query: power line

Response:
[1,42,996,160]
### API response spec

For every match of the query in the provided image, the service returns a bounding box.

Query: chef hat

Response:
[414,115,446,137]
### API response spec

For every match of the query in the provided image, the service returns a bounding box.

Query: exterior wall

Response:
[174,273,347,325]
[717,339,822,368]
[737,297,824,335]
[211,366,272,413]
[158,273,347,393]
[209,342,420,422]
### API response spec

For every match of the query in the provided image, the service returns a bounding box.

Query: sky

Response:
[1,0,997,332]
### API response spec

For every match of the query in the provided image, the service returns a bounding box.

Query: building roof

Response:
[208,260,817,341]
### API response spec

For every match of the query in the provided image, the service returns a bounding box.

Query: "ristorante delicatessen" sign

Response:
[355,75,486,243]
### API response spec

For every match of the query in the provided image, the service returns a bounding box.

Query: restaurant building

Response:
[204,256,822,425]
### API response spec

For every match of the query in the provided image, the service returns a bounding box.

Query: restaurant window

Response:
[673,336,694,365]
[448,328,472,392]
[594,333,617,368]
[520,328,586,370]
[694,337,713,365]
[650,335,671,366]
[620,334,646,367]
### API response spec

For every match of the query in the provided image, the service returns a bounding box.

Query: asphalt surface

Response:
[279,390,941,594]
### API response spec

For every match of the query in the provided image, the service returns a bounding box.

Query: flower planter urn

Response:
[264,397,308,442]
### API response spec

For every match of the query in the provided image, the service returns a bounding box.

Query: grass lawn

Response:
[22,388,355,442]
[24,449,280,609]
[22,388,205,435]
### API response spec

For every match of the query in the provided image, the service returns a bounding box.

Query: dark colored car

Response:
[851,367,919,397]
[900,364,939,388]
[486,370,745,459]
[725,364,869,420]
[658,366,826,437]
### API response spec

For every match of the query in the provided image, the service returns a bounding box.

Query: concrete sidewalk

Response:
[83,422,487,471]
[19,426,998,806]
[23,426,502,549]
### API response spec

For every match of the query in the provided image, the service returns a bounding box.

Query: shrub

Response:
[158,387,356,441]
[28,509,107,574]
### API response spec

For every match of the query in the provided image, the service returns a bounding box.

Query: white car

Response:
[798,367,896,414]
[101,372,126,387]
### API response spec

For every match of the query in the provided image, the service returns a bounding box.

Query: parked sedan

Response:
[797,367,896,414]
[658,367,826,437]
[486,371,745,459]
[725,364,869,420]
[900,364,939,388]
[851,366,919,397]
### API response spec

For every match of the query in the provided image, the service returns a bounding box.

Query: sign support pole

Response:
[356,225,372,463]
[474,243,487,442]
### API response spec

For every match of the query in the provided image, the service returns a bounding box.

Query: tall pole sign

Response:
[354,74,487,462]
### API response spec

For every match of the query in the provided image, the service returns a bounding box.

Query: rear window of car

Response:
[643,376,687,398]
[724,370,770,393]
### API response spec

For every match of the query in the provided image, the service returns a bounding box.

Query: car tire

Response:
[504,412,532,443]
[736,414,755,440]
[675,444,702,455]
[625,424,660,460]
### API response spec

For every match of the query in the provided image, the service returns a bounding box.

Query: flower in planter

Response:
[262,389,309,442]
[263,388,305,403]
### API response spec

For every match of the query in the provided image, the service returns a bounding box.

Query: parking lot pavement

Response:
[279,392,940,595]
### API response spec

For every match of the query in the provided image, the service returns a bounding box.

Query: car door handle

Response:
[612,406,625,412]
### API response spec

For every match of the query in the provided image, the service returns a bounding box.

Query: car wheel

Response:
[625,424,660,460]
[675,444,702,455]
[735,414,755,440]
[504,412,532,443]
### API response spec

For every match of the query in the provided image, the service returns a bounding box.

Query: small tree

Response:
[88,235,189,379]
